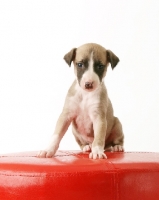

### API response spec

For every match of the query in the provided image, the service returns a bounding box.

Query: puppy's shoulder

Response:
[100,83,108,102]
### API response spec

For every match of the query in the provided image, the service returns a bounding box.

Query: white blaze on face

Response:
[80,52,100,91]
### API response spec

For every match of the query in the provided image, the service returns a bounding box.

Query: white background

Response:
[0,0,159,154]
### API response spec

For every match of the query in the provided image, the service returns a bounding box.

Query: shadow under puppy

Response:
[38,43,124,159]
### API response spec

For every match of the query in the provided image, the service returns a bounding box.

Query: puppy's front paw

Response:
[37,150,56,158]
[89,146,107,159]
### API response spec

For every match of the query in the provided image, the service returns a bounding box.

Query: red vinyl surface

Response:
[0,151,159,200]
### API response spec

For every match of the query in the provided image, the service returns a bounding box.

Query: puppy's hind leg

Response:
[82,144,92,152]
[74,136,92,152]
[72,124,92,152]
[110,117,124,152]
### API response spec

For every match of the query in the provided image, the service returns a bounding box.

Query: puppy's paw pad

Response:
[83,144,91,152]
[112,145,124,152]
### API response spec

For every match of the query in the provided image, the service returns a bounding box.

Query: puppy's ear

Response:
[63,48,77,67]
[107,50,120,69]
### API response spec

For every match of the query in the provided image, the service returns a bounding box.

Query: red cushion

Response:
[0,151,159,200]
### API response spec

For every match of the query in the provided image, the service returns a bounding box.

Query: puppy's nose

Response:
[85,82,93,89]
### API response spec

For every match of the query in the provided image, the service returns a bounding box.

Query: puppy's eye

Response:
[97,65,104,70]
[77,63,83,68]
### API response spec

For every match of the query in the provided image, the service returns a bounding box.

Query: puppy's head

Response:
[64,43,119,92]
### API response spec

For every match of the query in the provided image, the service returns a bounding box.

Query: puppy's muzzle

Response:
[85,82,93,89]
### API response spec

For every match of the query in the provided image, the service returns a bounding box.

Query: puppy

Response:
[38,43,124,159]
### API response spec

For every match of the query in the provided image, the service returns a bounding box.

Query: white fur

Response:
[80,52,100,91]
[68,82,102,143]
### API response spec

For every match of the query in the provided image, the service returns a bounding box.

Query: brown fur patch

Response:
[75,43,108,66]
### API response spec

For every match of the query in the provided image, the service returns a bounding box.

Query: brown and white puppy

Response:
[38,43,124,159]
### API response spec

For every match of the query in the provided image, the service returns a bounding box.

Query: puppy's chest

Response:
[70,93,100,134]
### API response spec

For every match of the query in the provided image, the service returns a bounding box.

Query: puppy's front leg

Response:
[89,117,107,159]
[37,112,71,158]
